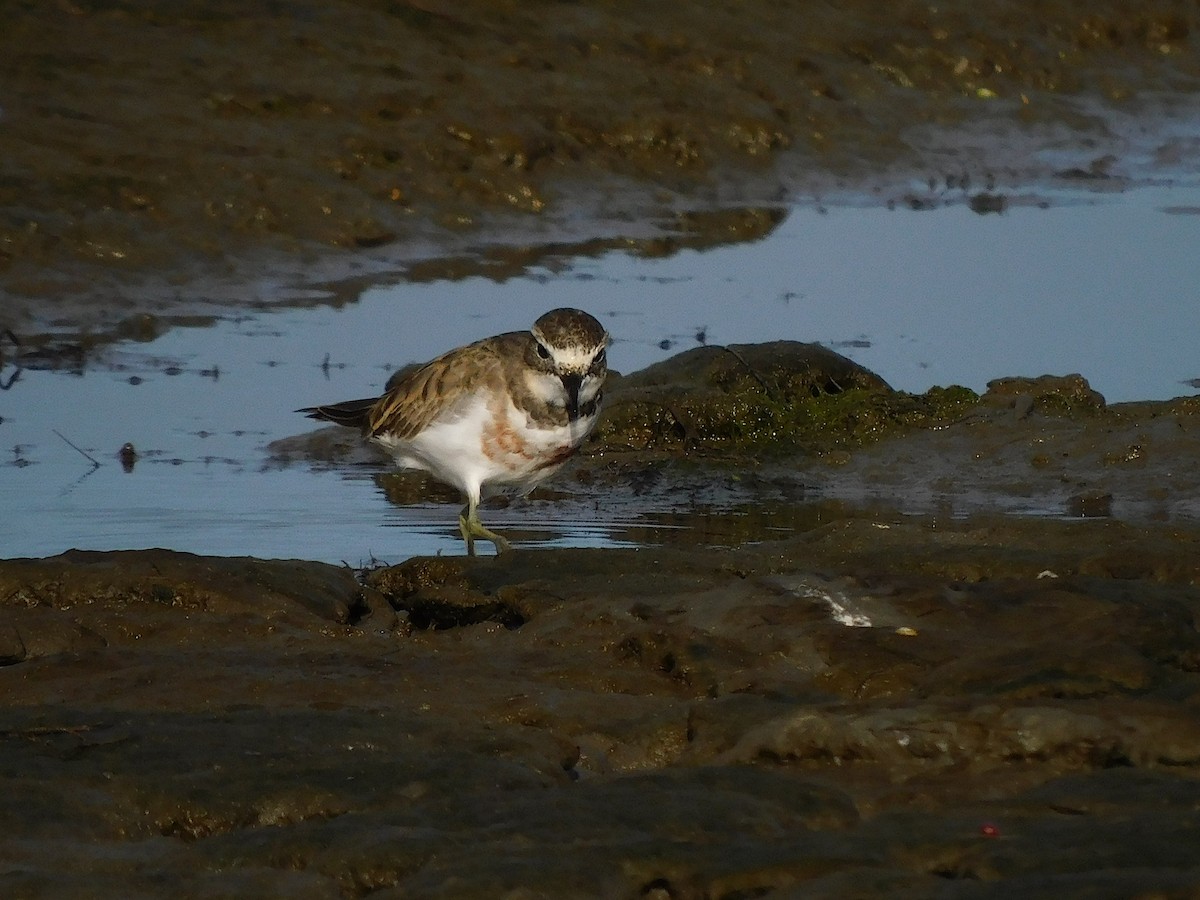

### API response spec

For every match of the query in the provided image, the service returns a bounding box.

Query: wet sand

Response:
[4,2,1200,897]
[6,350,1200,896]
[3,514,1200,897]
[4,0,1200,341]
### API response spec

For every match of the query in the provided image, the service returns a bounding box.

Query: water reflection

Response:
[604,500,840,549]
[2,185,1199,561]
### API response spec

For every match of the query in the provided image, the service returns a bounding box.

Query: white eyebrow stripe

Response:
[550,345,601,370]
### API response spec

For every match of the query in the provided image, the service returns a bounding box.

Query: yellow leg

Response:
[458,498,512,557]
[457,506,475,556]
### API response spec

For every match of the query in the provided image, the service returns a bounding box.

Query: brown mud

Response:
[4,2,1200,897]
[7,342,1200,896]
[4,1,1200,344]
[3,518,1199,897]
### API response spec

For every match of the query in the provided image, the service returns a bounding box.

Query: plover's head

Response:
[526,308,609,420]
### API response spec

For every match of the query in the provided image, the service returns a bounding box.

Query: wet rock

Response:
[1066,490,1114,517]
[617,340,889,397]
[596,341,979,454]
[0,607,107,662]
[0,624,25,664]
[0,549,367,633]
[710,701,1200,770]
[984,373,1107,415]
[2,516,1200,895]
[198,765,861,898]
[367,556,529,630]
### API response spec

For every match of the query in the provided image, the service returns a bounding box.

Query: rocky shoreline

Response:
[3,511,1199,896]
[5,1,1200,344]
[3,2,1200,895]
[5,343,1200,895]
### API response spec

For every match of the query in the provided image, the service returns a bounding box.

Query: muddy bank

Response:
[5,4,1200,894]
[2,517,1199,896]
[6,341,1200,896]
[595,358,1200,524]
[4,1,1200,340]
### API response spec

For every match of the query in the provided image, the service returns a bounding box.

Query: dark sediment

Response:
[7,345,1200,895]
[4,1,1200,342]
[3,2,1200,896]
[2,517,1199,896]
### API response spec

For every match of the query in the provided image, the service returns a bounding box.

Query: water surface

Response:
[2,185,1198,562]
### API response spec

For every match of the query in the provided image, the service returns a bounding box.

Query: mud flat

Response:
[2,513,1199,897]
[3,2,1200,896]
[5,344,1200,896]
[4,1,1200,342]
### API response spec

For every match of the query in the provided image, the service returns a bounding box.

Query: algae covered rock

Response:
[984,373,1107,416]
[596,341,978,455]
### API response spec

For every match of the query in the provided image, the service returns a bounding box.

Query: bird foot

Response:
[458,509,512,557]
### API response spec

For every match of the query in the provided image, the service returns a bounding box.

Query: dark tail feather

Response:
[297,397,377,429]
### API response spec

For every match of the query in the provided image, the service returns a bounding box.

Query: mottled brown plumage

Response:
[366,334,518,441]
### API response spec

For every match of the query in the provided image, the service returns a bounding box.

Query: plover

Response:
[300,308,609,555]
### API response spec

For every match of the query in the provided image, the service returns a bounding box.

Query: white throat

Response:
[523,368,604,411]
[526,369,566,407]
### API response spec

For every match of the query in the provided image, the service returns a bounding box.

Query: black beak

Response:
[561,373,582,420]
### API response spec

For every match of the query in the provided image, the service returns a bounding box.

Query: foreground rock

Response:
[2,515,1199,897]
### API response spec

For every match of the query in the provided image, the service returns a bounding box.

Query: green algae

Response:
[596,342,980,456]
[983,373,1108,416]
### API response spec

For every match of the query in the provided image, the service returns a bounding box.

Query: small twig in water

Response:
[52,429,101,469]
[0,329,22,390]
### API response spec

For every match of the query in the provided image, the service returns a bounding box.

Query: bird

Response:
[299,308,609,556]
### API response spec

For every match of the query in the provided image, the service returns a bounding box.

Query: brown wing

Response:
[299,397,377,428]
[365,334,519,440]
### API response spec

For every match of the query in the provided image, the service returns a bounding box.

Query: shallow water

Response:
[2,184,1199,562]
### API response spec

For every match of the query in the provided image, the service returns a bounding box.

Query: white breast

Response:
[372,394,495,496]
[371,391,600,503]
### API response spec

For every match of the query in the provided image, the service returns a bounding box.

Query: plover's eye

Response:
[595,349,606,367]
[536,343,551,360]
